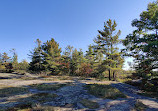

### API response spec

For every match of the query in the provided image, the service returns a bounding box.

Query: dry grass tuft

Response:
[80,99,99,109]
[29,83,67,91]
[85,84,126,99]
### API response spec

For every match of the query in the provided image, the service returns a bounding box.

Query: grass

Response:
[80,99,99,109]
[30,92,58,103]
[85,84,126,99]
[29,83,67,91]
[5,92,58,111]
[42,75,74,81]
[6,103,56,111]
[0,86,29,97]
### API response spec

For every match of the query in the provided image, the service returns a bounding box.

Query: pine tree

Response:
[19,60,29,70]
[2,52,10,63]
[94,19,123,80]
[85,45,95,66]
[42,38,61,74]
[11,49,19,70]
[29,39,44,72]
[60,45,73,75]
[122,0,158,77]
[71,48,79,75]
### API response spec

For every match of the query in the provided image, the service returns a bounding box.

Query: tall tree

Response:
[29,39,44,72]
[19,60,29,70]
[61,45,73,75]
[122,0,158,77]
[11,49,19,70]
[71,48,80,75]
[1,52,10,63]
[42,38,61,74]
[85,45,95,66]
[94,19,123,80]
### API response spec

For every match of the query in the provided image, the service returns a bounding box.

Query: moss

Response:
[29,83,67,91]
[85,84,126,99]
[0,87,29,97]
[80,99,99,109]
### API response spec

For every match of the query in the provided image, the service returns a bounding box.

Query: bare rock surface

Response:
[0,73,158,111]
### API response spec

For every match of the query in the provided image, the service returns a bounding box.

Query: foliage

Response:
[122,0,158,78]
[94,19,124,80]
[42,38,62,74]
[29,39,44,72]
[19,60,29,71]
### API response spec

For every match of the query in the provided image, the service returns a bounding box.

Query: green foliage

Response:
[29,39,44,72]
[42,38,62,74]
[122,0,158,77]
[11,49,19,70]
[94,19,124,80]
[19,60,29,71]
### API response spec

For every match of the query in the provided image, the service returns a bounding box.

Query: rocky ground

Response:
[0,73,158,111]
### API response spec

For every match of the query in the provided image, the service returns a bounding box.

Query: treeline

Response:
[28,19,124,81]
[0,0,157,82]
[0,50,29,73]
[0,19,124,81]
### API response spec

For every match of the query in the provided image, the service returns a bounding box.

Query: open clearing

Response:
[0,73,158,111]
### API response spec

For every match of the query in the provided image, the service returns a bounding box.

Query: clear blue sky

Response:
[0,0,153,69]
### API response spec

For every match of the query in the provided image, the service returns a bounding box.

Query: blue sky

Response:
[0,0,153,70]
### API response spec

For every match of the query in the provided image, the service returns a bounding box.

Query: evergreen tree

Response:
[19,60,29,70]
[1,52,12,72]
[71,48,79,75]
[122,0,158,77]
[78,48,85,65]
[94,19,123,80]
[1,52,10,63]
[11,49,19,70]
[42,38,61,74]
[0,53,2,63]
[29,39,44,72]
[85,45,95,66]
[61,45,73,75]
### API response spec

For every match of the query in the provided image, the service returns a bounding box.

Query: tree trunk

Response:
[113,71,115,81]
[109,70,111,80]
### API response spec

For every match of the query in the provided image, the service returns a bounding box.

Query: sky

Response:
[0,0,153,70]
